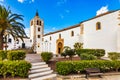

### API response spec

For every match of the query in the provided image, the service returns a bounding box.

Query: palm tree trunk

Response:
[0,31,4,50]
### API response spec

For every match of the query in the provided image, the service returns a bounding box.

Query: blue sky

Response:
[0,0,120,36]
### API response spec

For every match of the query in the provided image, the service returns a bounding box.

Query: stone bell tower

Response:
[30,11,44,53]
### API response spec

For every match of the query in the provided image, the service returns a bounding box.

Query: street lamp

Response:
[45,40,48,52]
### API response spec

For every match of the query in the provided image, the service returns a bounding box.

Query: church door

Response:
[58,42,63,54]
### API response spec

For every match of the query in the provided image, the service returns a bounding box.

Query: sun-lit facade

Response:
[5,9,120,56]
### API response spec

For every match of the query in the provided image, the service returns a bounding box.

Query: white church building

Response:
[4,9,120,56]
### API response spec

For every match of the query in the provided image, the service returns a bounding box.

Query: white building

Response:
[5,9,120,56]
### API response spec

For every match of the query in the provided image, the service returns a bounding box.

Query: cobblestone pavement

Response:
[25,54,41,63]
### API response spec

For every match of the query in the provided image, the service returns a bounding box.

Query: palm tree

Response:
[0,5,27,50]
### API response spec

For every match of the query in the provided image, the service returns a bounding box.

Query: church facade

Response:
[5,9,120,56]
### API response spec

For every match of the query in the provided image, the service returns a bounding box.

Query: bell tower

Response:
[30,11,44,53]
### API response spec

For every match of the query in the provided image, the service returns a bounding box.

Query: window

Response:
[40,21,41,26]
[16,39,19,44]
[59,34,61,39]
[38,35,40,38]
[37,20,39,25]
[31,21,33,26]
[38,27,40,31]
[30,39,32,42]
[22,43,25,48]
[96,22,101,30]
[71,31,74,37]
[50,36,52,40]
[8,38,11,43]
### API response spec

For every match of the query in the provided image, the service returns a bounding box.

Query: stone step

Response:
[30,67,51,74]
[31,62,46,66]
[29,70,53,78]
[31,74,57,80]
[31,64,48,70]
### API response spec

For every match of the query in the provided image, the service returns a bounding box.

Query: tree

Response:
[74,42,83,50]
[61,46,71,58]
[0,5,27,50]
[66,49,75,60]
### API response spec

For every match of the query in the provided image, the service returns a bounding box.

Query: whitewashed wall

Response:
[5,35,32,50]
[83,10,119,56]
[43,26,81,54]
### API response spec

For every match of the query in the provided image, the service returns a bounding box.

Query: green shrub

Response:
[66,49,75,60]
[7,50,26,60]
[74,42,83,50]
[76,49,105,58]
[108,52,120,60]
[80,53,97,60]
[0,60,31,78]
[41,52,53,62]
[0,50,7,60]
[56,60,120,75]
[61,52,67,58]
[56,61,73,75]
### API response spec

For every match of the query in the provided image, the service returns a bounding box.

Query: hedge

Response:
[108,52,120,60]
[41,52,53,62]
[0,50,7,60]
[76,49,105,58]
[80,53,97,60]
[7,50,26,60]
[56,60,120,75]
[0,60,31,78]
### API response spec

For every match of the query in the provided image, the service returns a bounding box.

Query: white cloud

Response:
[57,0,67,6]
[18,0,34,3]
[0,0,4,2]
[18,0,25,3]
[29,0,34,3]
[0,0,4,5]
[59,14,64,19]
[65,10,70,13]
[32,0,34,2]
[44,26,57,34]
[96,5,109,15]
[24,28,30,37]
[52,27,56,30]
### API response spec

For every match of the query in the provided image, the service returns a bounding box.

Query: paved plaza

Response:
[57,75,120,80]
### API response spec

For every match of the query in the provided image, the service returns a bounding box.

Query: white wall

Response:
[5,35,32,50]
[83,11,119,55]
[43,10,120,56]
[43,26,81,54]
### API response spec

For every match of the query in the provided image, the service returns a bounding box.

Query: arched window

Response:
[96,22,101,30]
[31,21,33,26]
[50,36,52,40]
[40,21,41,26]
[71,31,74,37]
[37,20,39,25]
[59,34,61,39]
[38,27,40,31]
[38,35,40,38]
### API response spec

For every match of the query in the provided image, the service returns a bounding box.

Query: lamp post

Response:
[45,40,48,52]
[49,42,51,52]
